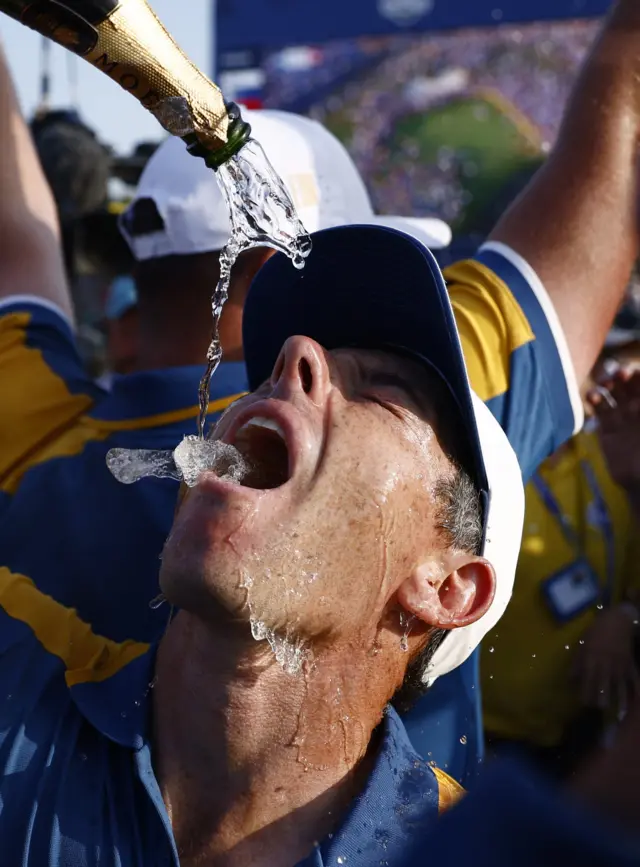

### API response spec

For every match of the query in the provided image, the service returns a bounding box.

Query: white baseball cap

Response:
[243,225,525,683]
[119,108,452,260]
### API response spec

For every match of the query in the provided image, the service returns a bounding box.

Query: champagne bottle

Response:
[0,0,251,167]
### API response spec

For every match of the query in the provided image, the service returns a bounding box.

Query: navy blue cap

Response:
[243,225,488,497]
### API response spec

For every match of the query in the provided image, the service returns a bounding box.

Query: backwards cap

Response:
[119,109,451,260]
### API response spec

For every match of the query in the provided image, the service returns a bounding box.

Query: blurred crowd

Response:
[270,22,597,229]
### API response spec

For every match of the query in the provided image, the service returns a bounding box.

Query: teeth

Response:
[237,417,286,440]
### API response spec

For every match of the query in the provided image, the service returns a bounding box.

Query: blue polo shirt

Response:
[0,565,462,867]
[1,565,638,867]
[0,297,247,644]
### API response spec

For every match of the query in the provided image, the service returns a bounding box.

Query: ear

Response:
[397,556,496,629]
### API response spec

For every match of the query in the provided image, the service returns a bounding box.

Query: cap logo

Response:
[377,0,434,26]
[122,198,165,237]
[287,172,320,211]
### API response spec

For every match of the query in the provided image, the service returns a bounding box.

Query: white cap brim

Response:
[423,392,525,682]
[120,110,452,262]
[367,215,452,250]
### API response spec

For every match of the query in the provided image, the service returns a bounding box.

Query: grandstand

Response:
[263,20,597,235]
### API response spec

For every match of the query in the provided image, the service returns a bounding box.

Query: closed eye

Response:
[365,392,407,421]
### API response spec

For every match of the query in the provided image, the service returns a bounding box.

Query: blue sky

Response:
[0,0,213,154]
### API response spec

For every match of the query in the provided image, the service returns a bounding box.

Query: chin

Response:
[159,505,254,621]
[159,522,316,641]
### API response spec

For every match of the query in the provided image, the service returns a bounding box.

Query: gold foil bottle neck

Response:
[9,0,228,150]
[88,0,228,149]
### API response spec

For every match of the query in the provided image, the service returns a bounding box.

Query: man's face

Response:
[160,336,456,645]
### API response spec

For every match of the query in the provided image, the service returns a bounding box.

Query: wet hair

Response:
[391,462,483,715]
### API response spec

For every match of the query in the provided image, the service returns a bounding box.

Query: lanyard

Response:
[532,461,616,607]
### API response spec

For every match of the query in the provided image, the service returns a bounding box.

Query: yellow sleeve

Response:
[443,253,579,481]
[443,258,535,404]
[0,306,95,488]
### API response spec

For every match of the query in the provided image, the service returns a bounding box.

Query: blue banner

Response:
[217,0,611,56]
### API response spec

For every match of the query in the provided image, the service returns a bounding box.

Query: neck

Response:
[136,303,244,370]
[153,613,390,867]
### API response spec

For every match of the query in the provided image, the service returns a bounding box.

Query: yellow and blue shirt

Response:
[403,242,583,784]
[0,564,464,867]
[0,244,583,864]
[0,297,248,643]
[481,430,640,748]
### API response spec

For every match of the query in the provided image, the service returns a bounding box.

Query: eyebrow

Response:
[362,368,431,416]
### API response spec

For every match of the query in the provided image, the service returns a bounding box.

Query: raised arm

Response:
[0,45,72,320]
[489,0,640,385]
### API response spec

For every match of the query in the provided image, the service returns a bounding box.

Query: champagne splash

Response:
[197,139,312,437]
[241,574,308,676]
[106,448,181,485]
[107,436,250,488]
[0,0,313,477]
[174,436,251,487]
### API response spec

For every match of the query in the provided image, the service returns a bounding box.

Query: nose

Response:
[270,336,331,405]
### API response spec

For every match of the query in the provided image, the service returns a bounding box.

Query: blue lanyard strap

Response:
[532,461,616,607]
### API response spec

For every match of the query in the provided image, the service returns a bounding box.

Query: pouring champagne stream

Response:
[0,0,312,484]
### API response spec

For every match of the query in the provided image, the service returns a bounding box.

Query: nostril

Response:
[299,358,313,394]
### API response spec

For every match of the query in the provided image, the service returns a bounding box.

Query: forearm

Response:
[490,0,640,384]
[0,46,71,318]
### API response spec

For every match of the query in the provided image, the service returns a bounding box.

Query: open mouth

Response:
[230,417,291,490]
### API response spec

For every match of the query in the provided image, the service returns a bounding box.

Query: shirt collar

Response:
[299,707,442,867]
[70,646,157,750]
[73,661,443,865]
[89,361,248,422]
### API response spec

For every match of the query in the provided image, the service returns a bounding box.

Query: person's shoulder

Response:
[445,242,583,480]
[0,293,97,399]
[410,759,640,867]
[0,571,158,865]
[445,240,576,369]
[0,294,74,336]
